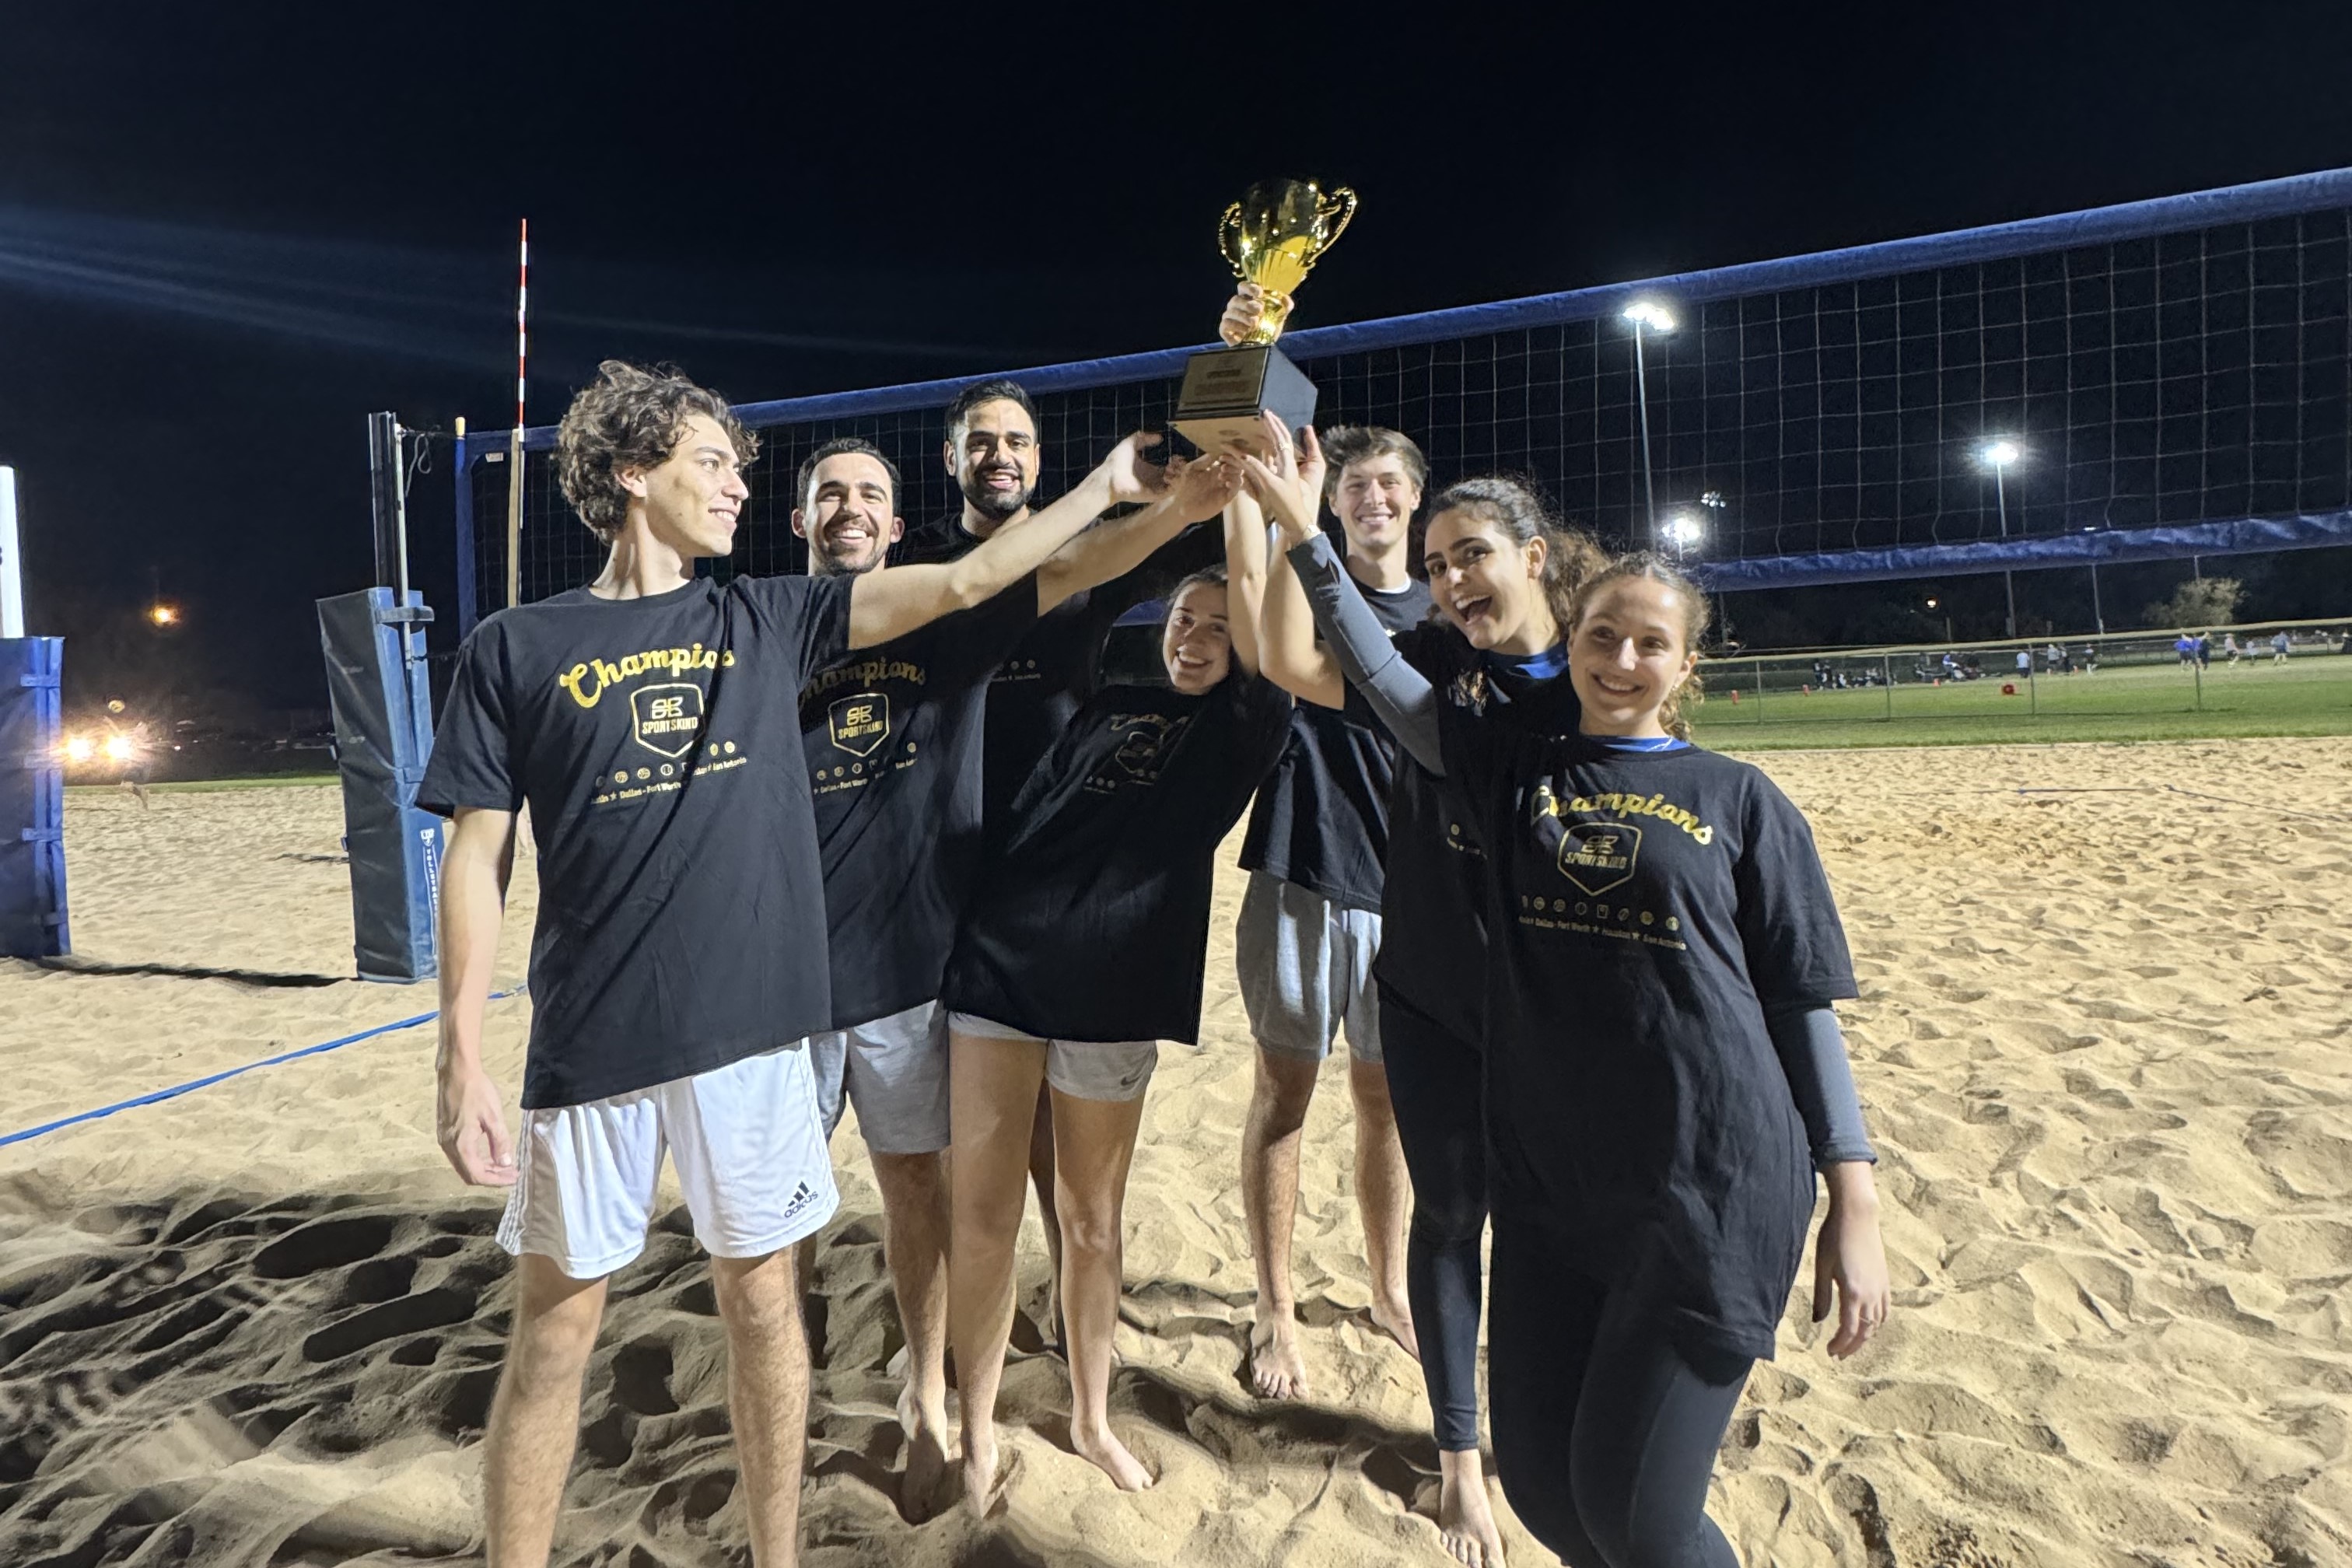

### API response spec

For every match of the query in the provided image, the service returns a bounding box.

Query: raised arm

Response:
[845,432,1169,648]
[1034,453,1243,614]
[1221,489,1267,678]
[1241,418,1443,771]
[436,806,518,1187]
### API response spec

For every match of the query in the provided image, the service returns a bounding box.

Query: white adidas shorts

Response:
[498,1043,840,1279]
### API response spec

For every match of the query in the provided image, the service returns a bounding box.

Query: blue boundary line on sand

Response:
[0,986,526,1149]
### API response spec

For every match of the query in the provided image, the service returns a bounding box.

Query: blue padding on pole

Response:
[472,166,2352,442]
[1690,511,2352,592]
[319,589,441,982]
[0,637,68,958]
[0,986,525,1148]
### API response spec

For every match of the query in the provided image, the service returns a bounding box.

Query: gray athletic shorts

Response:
[947,1011,1160,1103]
[807,1001,951,1155]
[1236,870,1384,1064]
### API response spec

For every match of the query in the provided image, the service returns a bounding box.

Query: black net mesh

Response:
[464,205,2352,630]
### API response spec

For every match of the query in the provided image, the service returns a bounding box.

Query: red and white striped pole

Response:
[505,218,528,607]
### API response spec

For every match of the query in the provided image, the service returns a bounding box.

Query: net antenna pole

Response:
[506,218,528,609]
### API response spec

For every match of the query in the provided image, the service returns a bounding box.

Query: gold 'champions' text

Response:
[803,657,928,702]
[558,645,736,709]
[1533,782,1715,845]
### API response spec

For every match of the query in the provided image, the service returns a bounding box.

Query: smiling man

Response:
[789,433,1238,1514]
[421,362,1183,1568]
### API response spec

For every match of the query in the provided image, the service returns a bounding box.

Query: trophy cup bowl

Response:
[1175,180,1356,456]
[1220,179,1356,342]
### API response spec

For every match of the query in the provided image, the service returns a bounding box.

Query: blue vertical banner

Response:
[318,590,439,982]
[0,637,68,958]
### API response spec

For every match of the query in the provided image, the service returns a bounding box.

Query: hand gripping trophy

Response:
[1173,179,1356,455]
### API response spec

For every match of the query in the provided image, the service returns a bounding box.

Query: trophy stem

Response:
[1250,287,1295,345]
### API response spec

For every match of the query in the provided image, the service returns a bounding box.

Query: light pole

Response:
[1926,596,1952,646]
[1622,300,1676,539]
[1699,490,1730,636]
[1979,439,2021,638]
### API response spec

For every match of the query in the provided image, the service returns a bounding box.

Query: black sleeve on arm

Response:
[1286,534,1443,774]
[1766,1004,1877,1168]
[417,621,522,816]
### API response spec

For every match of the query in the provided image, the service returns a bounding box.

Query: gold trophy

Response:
[1174,179,1356,454]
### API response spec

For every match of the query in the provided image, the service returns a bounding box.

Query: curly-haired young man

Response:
[418,361,1189,1567]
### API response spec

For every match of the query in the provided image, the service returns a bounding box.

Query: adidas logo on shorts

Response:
[782,1180,819,1220]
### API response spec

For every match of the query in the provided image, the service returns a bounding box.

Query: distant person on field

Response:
[2194,632,2211,670]
[2174,633,2196,667]
[2081,642,2099,673]
[2224,632,2241,664]
[2273,629,2292,663]
[2014,648,2032,679]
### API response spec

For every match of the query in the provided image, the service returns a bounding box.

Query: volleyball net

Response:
[452,166,2352,638]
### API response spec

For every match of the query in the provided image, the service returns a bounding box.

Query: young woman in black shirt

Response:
[941,476,1293,1503]
[1251,418,1594,1567]
[1270,483,1893,1566]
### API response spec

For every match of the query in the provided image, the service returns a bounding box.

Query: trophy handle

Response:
[1217,202,1250,280]
[1313,187,1358,255]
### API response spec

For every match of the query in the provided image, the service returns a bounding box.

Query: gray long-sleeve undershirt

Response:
[1285,532,1874,1168]
[1289,534,1445,773]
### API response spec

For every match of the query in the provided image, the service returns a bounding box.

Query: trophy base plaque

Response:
[1172,344,1319,456]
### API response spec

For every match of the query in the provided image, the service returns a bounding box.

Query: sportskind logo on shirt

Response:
[631,684,705,758]
[1100,712,1190,786]
[829,692,891,756]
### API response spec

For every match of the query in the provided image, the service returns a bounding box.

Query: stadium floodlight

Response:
[1622,300,1678,534]
[148,603,179,627]
[1662,510,1704,558]
[1977,439,2023,636]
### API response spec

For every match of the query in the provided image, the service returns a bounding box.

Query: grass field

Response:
[1694,654,2352,749]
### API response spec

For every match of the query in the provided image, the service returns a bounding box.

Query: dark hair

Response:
[1424,475,1605,640]
[1570,551,1712,739]
[1319,425,1429,502]
[943,378,1040,445]
[796,436,901,513]
[555,360,755,543]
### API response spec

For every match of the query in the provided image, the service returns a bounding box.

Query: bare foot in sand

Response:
[1437,1449,1506,1566]
[1250,1312,1311,1400]
[1370,1290,1421,1362]
[960,1430,1010,1521]
[899,1384,954,1523]
[1070,1421,1155,1492]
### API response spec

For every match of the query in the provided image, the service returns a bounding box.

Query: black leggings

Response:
[1488,1205,1755,1568]
[1377,986,1486,1453]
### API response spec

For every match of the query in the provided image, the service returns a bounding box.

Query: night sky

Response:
[6,8,2350,719]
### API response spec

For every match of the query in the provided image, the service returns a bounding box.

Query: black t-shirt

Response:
[419,575,854,1109]
[802,576,1041,1028]
[900,515,1223,829]
[1442,716,1858,1362]
[1239,573,1433,911]
[943,674,1293,1043]
[1356,626,1581,1045]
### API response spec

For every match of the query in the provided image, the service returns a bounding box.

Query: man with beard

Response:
[899,380,1227,1332]
[794,434,1238,1512]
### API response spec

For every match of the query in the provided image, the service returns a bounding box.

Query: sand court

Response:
[3,739,2349,1566]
